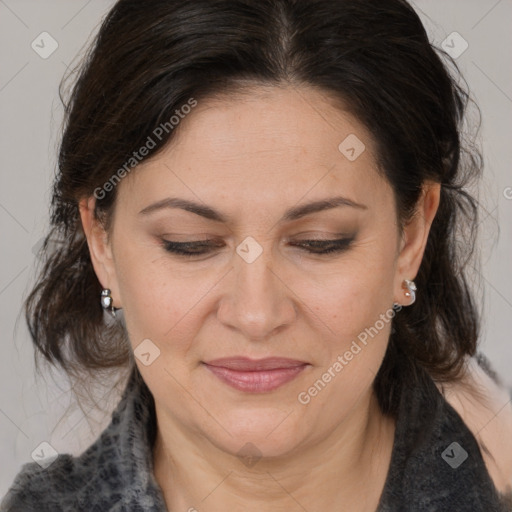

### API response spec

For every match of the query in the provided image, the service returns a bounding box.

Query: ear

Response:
[394,181,441,305]
[78,197,122,309]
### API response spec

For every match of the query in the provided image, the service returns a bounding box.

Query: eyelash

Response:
[161,237,354,258]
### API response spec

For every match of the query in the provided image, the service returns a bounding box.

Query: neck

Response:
[153,388,395,512]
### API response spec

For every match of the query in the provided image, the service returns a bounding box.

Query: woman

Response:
[2,0,511,510]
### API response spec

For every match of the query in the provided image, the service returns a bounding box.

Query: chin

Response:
[203,408,306,462]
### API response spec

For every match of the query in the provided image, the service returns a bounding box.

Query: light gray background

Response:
[1,0,511,498]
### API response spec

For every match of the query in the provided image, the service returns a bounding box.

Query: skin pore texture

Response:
[79,83,470,511]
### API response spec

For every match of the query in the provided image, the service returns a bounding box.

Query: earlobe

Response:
[78,197,120,307]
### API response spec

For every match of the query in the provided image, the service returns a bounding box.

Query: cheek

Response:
[113,244,203,353]
[289,240,398,407]
[294,244,396,344]
[294,266,395,424]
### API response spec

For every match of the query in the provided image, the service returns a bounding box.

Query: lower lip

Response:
[203,364,308,392]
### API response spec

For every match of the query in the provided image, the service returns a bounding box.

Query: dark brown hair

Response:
[26,0,483,415]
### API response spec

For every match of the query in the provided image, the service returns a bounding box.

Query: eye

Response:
[288,237,355,254]
[161,239,224,257]
[161,237,355,257]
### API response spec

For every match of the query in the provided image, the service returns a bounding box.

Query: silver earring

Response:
[403,279,417,305]
[101,288,117,317]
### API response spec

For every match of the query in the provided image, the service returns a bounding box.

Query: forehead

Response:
[119,85,390,215]
[168,85,376,163]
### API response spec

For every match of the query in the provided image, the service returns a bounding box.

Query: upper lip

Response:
[203,357,308,371]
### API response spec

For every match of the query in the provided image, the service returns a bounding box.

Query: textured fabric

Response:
[377,361,512,511]
[1,369,167,512]
[1,359,511,511]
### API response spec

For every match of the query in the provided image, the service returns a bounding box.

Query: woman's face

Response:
[86,85,434,459]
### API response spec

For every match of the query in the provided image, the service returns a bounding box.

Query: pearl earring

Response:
[403,279,417,305]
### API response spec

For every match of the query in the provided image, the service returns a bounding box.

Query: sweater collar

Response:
[87,366,168,510]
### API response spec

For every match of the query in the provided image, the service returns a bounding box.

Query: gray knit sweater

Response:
[2,359,511,511]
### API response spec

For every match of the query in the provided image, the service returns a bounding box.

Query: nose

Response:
[216,244,297,341]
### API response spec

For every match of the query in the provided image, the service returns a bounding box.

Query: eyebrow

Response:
[138,195,367,223]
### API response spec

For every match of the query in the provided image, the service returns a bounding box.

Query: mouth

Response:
[202,357,310,393]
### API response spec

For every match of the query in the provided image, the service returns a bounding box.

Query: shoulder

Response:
[0,455,78,511]
[1,433,110,512]
[436,354,512,497]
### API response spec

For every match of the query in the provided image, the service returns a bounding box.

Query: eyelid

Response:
[161,238,223,249]
[288,236,355,253]
[286,231,354,241]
